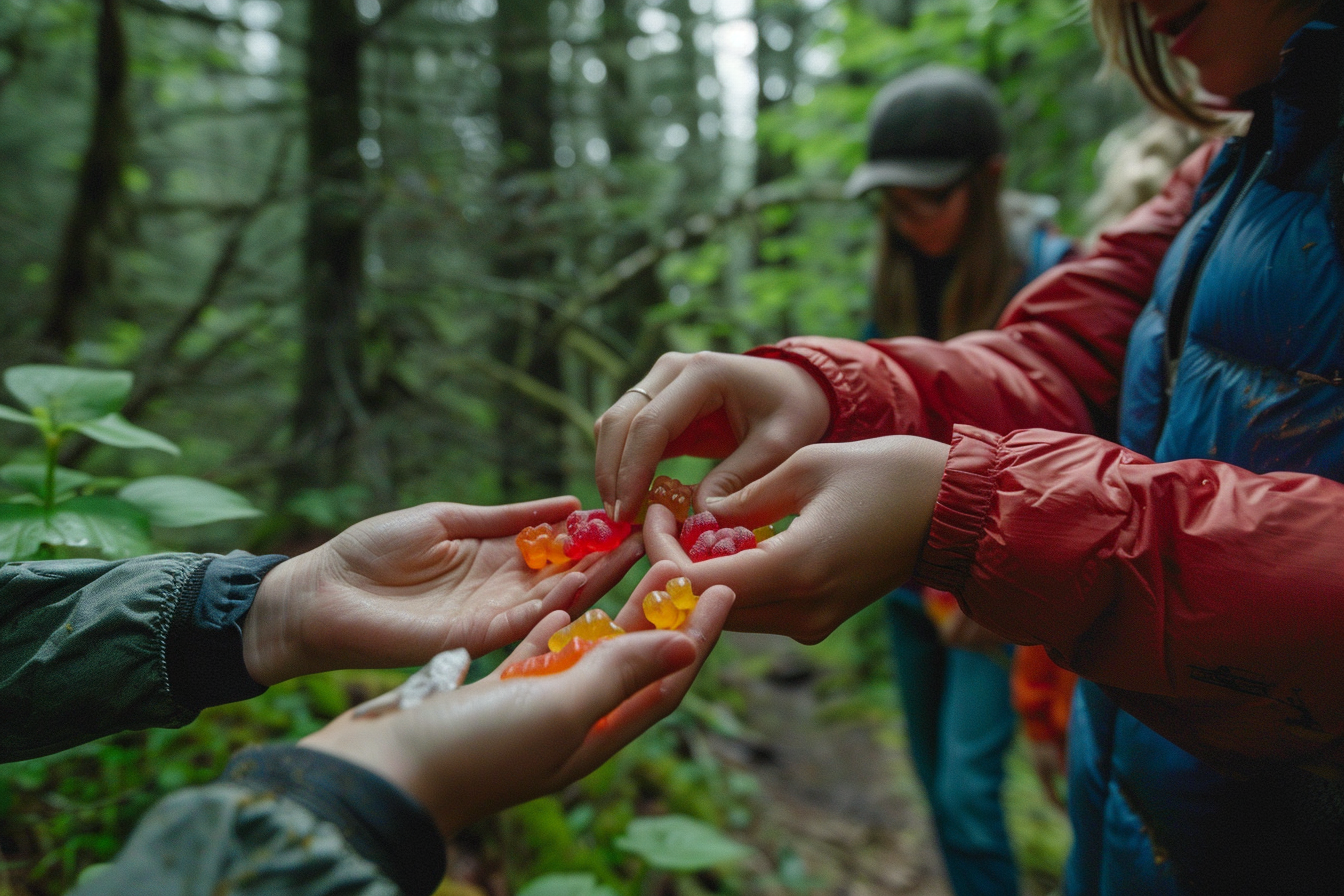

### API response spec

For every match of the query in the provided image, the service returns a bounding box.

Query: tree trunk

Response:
[284,0,376,501]
[491,0,563,499]
[42,0,133,353]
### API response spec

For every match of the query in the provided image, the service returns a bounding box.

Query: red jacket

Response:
[721,141,1344,775]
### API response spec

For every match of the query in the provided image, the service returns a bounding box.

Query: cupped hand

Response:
[300,562,733,838]
[243,497,644,684]
[594,352,831,524]
[641,436,950,644]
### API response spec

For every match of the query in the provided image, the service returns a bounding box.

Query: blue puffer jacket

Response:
[1066,9,1344,896]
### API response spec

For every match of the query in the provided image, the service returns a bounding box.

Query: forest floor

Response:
[706,631,952,896]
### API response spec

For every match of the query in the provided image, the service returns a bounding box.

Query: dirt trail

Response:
[707,632,952,896]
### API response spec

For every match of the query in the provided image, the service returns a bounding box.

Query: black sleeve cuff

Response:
[165,553,287,711]
[223,745,446,896]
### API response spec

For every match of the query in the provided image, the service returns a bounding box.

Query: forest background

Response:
[0,0,1147,892]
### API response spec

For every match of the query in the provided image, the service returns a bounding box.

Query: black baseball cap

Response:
[845,65,1005,198]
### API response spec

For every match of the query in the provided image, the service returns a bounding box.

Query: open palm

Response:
[244,497,644,683]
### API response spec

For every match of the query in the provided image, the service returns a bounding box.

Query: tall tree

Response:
[491,0,564,498]
[42,0,134,353]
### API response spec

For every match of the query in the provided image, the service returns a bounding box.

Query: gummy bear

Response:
[642,577,699,629]
[564,509,633,560]
[688,526,756,562]
[752,523,775,542]
[516,523,574,569]
[501,637,596,679]
[547,608,626,653]
[666,576,697,610]
[638,475,694,523]
[679,511,720,552]
[643,590,684,630]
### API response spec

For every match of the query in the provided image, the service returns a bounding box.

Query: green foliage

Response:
[0,365,260,560]
[615,815,753,871]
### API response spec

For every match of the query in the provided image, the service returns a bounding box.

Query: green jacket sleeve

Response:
[70,745,447,896]
[0,551,285,761]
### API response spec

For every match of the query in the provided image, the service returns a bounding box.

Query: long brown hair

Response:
[870,163,1019,340]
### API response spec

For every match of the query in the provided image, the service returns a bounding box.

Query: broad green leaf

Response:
[45,496,152,558]
[74,414,180,455]
[0,504,51,560]
[517,874,618,896]
[615,815,752,871]
[0,404,38,427]
[5,365,132,423]
[0,464,94,501]
[119,476,262,528]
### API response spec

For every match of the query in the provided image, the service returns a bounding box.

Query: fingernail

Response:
[604,501,613,518]
[613,500,622,522]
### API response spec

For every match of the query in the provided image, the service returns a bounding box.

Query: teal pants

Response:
[885,587,1019,896]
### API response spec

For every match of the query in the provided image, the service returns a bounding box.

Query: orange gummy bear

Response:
[516,523,573,569]
[501,638,597,679]
[547,608,625,653]
[637,475,695,523]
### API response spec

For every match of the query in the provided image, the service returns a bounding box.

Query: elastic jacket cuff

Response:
[165,553,287,711]
[224,745,446,896]
[914,425,1001,593]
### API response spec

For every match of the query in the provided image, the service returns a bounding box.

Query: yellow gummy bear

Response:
[666,577,698,611]
[643,590,685,629]
[752,524,775,542]
[548,608,625,653]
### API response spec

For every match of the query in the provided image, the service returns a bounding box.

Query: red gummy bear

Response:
[679,511,720,552]
[688,526,756,562]
[564,509,632,560]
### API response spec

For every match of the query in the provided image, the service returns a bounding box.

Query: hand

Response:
[642,436,949,644]
[936,606,1010,655]
[300,561,734,838]
[243,497,644,684]
[594,352,831,524]
[1027,738,1067,811]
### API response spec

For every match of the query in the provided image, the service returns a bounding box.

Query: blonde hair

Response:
[871,163,1019,340]
[1090,0,1223,128]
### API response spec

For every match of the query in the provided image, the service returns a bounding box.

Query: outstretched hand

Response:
[243,497,644,684]
[642,436,949,644]
[594,352,831,524]
[300,561,734,838]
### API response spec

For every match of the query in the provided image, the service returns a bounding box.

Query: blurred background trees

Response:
[0,0,1144,890]
[0,0,1139,543]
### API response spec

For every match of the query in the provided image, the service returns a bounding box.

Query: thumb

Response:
[562,631,697,726]
[694,424,810,506]
[702,452,814,527]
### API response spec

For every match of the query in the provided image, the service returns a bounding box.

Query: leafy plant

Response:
[0,364,261,560]
[614,814,753,872]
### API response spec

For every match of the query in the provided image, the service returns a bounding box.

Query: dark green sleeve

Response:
[0,552,284,761]
[70,746,446,896]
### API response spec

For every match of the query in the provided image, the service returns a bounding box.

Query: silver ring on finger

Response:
[625,386,654,402]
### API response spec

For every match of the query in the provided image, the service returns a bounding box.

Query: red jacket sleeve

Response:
[917,425,1344,775]
[746,141,1219,445]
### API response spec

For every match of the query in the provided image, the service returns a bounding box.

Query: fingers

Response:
[431,496,582,539]
[567,530,646,613]
[701,452,814,526]
[594,353,692,516]
[489,610,574,680]
[557,583,734,781]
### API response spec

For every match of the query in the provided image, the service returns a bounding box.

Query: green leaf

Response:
[45,496,152,558]
[119,476,262,528]
[4,365,132,423]
[0,464,94,501]
[614,815,752,871]
[74,414,179,455]
[517,874,618,896]
[0,504,52,560]
[0,404,39,427]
